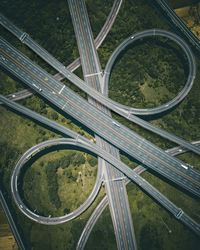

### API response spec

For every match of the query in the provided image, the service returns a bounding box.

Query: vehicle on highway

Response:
[112,121,120,127]
[32,83,42,92]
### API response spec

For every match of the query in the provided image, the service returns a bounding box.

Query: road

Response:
[67,0,136,249]
[1,38,200,197]
[1,15,199,157]
[0,1,200,248]
[77,141,200,249]
[103,29,196,115]
[0,94,104,224]
[0,188,26,250]
[154,0,200,52]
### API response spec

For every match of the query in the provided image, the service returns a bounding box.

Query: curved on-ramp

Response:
[103,29,196,115]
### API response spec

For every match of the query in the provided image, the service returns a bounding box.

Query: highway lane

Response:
[154,0,200,52]
[1,14,199,156]
[1,38,200,197]
[0,0,123,101]
[1,94,200,237]
[77,141,200,249]
[10,137,200,237]
[77,195,108,250]
[0,188,26,250]
[3,89,33,103]
[67,1,136,249]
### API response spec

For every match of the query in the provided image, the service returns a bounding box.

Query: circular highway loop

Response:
[104,29,196,115]
[11,139,103,225]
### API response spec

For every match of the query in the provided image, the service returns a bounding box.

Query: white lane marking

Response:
[84,71,102,77]
[59,85,65,94]
[62,102,68,110]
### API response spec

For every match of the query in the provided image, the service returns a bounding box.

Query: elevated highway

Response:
[67,0,136,248]
[1,38,200,197]
[0,15,199,156]
[0,1,200,248]
[1,92,200,243]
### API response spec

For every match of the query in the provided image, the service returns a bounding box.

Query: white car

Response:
[112,121,120,128]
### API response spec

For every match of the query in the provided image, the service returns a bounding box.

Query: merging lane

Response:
[0,1,199,248]
[154,0,200,52]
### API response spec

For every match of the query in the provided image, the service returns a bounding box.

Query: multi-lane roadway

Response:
[67,0,136,248]
[1,14,199,158]
[10,137,200,234]
[1,91,200,240]
[0,0,123,103]
[0,0,200,249]
[0,188,26,250]
[1,37,200,197]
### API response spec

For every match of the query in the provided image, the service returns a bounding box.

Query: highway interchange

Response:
[0,0,200,249]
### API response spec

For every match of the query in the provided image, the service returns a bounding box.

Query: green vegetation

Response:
[23,150,98,217]
[109,38,186,108]
[0,0,200,249]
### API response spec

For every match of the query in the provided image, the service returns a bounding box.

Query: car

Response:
[112,121,120,128]
[181,164,188,170]
[33,83,42,92]
[12,94,16,98]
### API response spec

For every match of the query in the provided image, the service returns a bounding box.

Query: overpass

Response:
[0,15,199,157]
[0,0,200,248]
[9,137,200,237]
[1,89,200,245]
[0,0,123,103]
[1,36,200,196]
[67,0,136,248]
